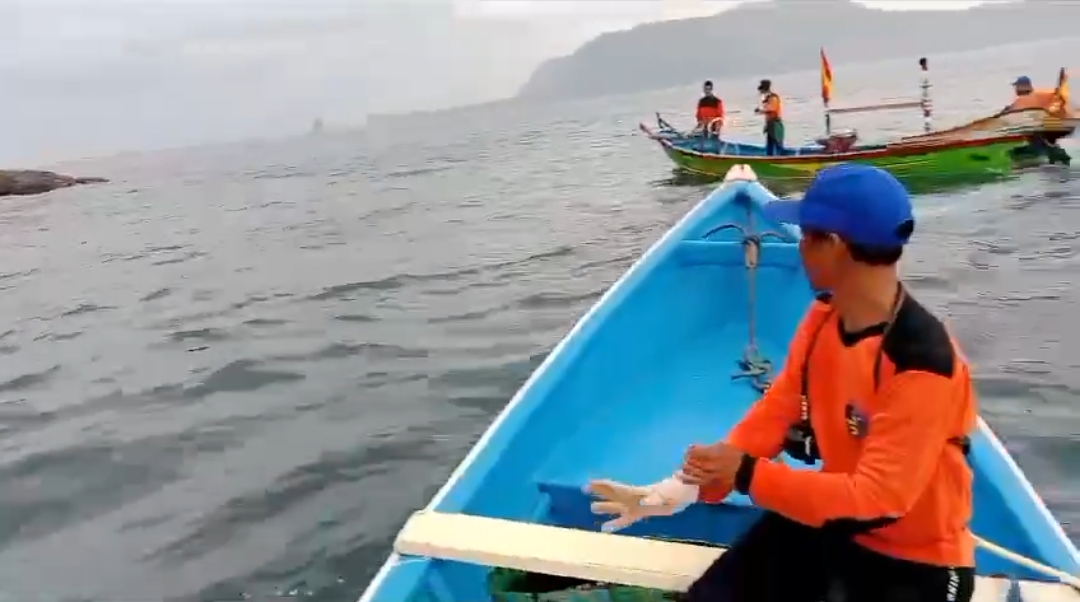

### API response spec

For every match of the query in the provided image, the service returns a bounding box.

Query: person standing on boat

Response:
[696,80,725,136]
[1004,75,1072,165]
[1005,75,1059,113]
[588,165,979,602]
[754,79,784,156]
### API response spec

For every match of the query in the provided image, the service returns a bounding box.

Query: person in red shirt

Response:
[695,80,725,136]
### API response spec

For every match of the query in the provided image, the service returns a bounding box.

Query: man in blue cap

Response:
[1004,75,1072,165]
[677,164,978,602]
[1004,74,1057,113]
[1012,75,1035,98]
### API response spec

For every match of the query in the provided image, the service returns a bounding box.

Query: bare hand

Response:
[681,442,743,486]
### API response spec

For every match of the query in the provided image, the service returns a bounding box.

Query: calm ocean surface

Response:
[1,39,1079,601]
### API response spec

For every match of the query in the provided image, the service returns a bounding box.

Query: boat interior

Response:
[376,177,1080,601]
[667,133,888,158]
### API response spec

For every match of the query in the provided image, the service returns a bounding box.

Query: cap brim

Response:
[762,199,801,226]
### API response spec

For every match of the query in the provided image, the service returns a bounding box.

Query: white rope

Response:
[975,535,1080,590]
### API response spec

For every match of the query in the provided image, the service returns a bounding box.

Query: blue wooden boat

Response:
[359,166,1080,602]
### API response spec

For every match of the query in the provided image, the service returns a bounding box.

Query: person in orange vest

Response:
[754,79,784,156]
[1004,75,1059,112]
[1004,76,1071,165]
[695,80,725,136]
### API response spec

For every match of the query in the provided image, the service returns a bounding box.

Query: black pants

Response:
[1010,134,1072,165]
[686,513,975,602]
[764,120,784,156]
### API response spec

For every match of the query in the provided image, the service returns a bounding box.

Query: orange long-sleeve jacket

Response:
[696,95,725,126]
[1008,89,1059,112]
[700,294,977,568]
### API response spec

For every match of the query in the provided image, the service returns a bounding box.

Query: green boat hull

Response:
[644,106,1073,190]
[665,140,1031,194]
[665,140,1015,177]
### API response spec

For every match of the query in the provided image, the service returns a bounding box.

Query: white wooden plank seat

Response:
[395,511,1080,602]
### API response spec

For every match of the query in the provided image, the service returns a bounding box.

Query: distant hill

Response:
[517,0,1078,101]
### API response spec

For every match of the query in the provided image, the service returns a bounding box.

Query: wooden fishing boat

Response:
[642,54,1074,180]
[640,121,1029,181]
[358,165,1080,602]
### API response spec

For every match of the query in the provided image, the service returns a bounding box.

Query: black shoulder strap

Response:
[800,287,901,423]
[798,309,834,423]
[871,287,906,391]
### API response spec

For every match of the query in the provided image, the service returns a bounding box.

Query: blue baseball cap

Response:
[762,163,914,248]
[1012,76,1032,86]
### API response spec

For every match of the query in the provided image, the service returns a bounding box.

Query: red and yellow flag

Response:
[820,47,834,105]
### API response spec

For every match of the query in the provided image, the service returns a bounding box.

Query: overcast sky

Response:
[1,0,989,164]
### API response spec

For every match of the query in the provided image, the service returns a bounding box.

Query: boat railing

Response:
[826,100,923,116]
[819,54,933,135]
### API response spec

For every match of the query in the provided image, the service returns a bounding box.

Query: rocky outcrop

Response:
[0,170,108,198]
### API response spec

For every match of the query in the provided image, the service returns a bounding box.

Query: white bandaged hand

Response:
[585,472,700,533]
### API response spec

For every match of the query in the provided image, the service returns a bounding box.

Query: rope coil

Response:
[702,218,789,394]
[735,234,773,393]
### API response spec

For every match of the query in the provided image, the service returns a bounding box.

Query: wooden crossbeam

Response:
[395,511,1080,602]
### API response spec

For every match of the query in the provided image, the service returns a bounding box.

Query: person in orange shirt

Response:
[1004,75,1059,113]
[695,80,725,136]
[754,79,784,156]
[1003,76,1072,166]
[680,164,978,602]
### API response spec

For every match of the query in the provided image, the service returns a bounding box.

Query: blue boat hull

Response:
[360,168,1080,602]
[665,135,836,156]
[651,130,843,157]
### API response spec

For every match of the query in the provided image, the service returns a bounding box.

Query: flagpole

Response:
[919,57,932,133]
[821,48,832,136]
